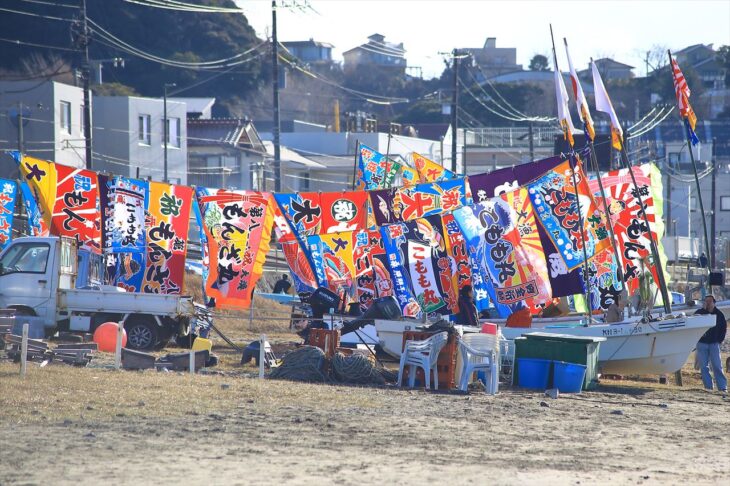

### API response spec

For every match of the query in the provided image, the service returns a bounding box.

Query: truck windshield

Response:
[0,243,50,275]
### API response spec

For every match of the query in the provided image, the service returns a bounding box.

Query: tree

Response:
[529,54,550,71]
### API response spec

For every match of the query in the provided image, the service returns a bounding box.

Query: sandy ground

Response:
[2,345,730,486]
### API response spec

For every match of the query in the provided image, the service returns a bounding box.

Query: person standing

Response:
[456,286,479,327]
[694,295,727,392]
[699,252,708,269]
[272,274,292,295]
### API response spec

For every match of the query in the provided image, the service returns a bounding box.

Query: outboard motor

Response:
[339,296,402,335]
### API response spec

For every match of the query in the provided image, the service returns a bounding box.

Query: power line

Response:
[0,36,78,52]
[0,5,74,22]
[122,0,245,13]
[18,0,78,8]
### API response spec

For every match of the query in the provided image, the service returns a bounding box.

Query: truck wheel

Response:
[125,317,159,351]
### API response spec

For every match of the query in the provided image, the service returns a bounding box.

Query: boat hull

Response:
[375,314,715,376]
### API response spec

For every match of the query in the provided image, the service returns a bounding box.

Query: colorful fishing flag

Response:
[452,198,535,318]
[0,179,17,250]
[307,232,357,300]
[670,54,700,145]
[380,223,422,318]
[564,38,595,141]
[441,213,472,293]
[592,60,624,150]
[369,179,468,226]
[18,155,101,253]
[587,163,669,301]
[527,158,611,272]
[195,188,275,309]
[412,152,456,182]
[274,192,322,236]
[142,182,193,294]
[318,191,369,234]
[272,204,318,294]
[357,144,401,190]
[353,229,394,311]
[18,179,46,237]
[400,166,420,186]
[553,46,578,147]
[99,175,148,292]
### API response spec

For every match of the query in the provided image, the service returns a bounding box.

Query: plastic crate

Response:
[308,329,340,358]
[401,331,458,390]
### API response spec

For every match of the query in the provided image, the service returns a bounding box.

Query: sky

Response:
[236,0,730,78]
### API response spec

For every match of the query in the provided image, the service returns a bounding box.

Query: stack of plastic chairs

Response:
[457,333,499,394]
[397,331,448,390]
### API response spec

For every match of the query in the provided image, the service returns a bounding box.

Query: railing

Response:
[468,126,562,148]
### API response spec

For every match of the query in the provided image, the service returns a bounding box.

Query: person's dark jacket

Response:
[457,295,479,327]
[695,307,727,344]
[272,279,291,294]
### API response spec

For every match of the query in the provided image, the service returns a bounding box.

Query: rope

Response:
[269,346,328,382]
[331,353,386,385]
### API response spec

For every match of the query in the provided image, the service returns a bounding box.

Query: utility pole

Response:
[163,83,176,183]
[710,137,717,268]
[271,0,282,192]
[450,48,459,174]
[17,102,24,154]
[80,0,92,169]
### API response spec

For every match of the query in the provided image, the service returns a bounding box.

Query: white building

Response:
[93,96,188,185]
[0,80,87,170]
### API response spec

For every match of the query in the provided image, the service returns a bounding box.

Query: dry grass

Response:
[0,361,382,425]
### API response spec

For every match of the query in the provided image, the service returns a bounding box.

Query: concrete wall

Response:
[0,81,86,170]
[94,96,187,184]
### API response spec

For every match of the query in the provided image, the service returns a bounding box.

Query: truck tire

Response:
[125,316,159,351]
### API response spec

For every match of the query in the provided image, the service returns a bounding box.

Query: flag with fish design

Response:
[380,223,422,318]
[441,213,472,293]
[17,154,56,236]
[306,232,357,300]
[357,144,401,190]
[369,179,467,226]
[587,163,668,300]
[499,187,553,310]
[527,158,610,271]
[0,179,17,250]
[18,179,46,237]
[195,188,274,309]
[412,152,456,182]
[272,204,318,294]
[352,229,393,311]
[398,217,458,316]
[142,182,192,294]
[99,175,148,292]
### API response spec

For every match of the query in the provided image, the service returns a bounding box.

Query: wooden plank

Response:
[55,343,98,351]
[3,335,48,349]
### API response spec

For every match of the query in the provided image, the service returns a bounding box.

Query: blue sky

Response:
[237,0,730,78]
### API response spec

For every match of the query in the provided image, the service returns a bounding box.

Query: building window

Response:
[722,196,730,211]
[138,114,151,145]
[165,117,180,148]
[60,101,71,134]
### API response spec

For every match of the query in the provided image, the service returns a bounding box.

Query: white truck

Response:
[0,236,196,350]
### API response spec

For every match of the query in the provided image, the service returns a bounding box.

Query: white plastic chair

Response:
[397,331,448,390]
[458,334,498,394]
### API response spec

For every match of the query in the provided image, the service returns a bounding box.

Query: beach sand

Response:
[1,351,729,485]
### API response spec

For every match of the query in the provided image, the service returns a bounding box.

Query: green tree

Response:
[529,54,550,71]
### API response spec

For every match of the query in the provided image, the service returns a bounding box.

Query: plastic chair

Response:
[458,334,498,394]
[397,331,448,390]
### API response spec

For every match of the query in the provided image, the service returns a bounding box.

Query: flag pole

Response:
[592,56,672,314]
[352,139,360,191]
[668,49,712,289]
[564,38,625,287]
[551,25,593,322]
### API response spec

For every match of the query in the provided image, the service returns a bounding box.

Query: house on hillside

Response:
[169,97,216,119]
[463,37,522,79]
[675,44,725,90]
[343,34,406,74]
[579,58,634,81]
[282,39,334,64]
[0,80,87,172]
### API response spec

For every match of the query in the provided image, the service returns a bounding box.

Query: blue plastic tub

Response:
[516,358,551,389]
[553,361,587,393]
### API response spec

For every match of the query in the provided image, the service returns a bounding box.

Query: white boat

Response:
[373,313,716,376]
